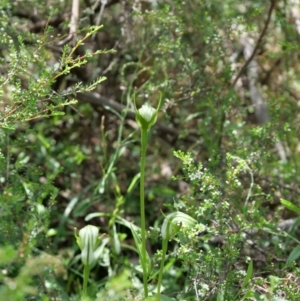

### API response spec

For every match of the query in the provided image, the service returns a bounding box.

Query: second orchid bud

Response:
[75,225,100,266]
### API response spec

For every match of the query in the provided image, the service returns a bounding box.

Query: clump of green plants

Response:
[76,92,300,300]
[83,95,203,300]
[133,96,202,300]
[2,0,300,300]
[0,22,113,300]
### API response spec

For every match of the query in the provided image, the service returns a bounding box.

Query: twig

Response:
[289,0,300,35]
[231,0,276,88]
[57,0,80,46]
[92,0,107,40]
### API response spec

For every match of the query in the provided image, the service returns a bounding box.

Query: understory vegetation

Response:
[1,0,300,300]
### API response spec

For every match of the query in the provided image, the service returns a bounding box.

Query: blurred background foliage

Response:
[1,0,300,300]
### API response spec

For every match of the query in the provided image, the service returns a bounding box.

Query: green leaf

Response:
[243,291,255,299]
[112,224,121,255]
[130,224,151,275]
[280,199,300,214]
[235,260,254,300]
[286,245,300,265]
[126,172,140,194]
[85,212,110,221]
[115,216,151,274]
[241,260,253,289]
[159,294,176,301]
[0,245,17,264]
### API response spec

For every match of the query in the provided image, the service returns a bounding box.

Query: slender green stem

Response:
[140,129,149,298]
[82,264,91,298]
[157,239,168,300]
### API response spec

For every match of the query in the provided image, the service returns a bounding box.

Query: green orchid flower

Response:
[134,93,162,131]
[161,211,197,241]
[75,225,100,266]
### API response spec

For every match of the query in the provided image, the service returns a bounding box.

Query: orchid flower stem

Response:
[134,95,162,299]
[82,264,90,298]
[157,239,168,300]
[140,128,149,298]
